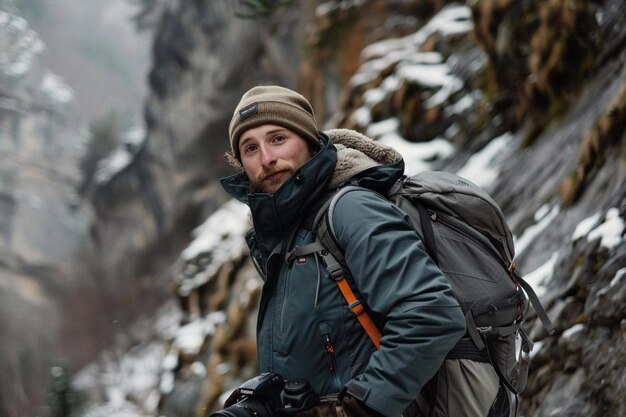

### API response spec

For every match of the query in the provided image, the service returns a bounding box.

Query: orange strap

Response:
[335,276,382,349]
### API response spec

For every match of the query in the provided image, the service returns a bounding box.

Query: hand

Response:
[340,395,385,417]
[293,401,345,417]
[292,395,386,417]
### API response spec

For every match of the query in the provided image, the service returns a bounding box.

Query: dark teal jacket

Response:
[221,130,465,417]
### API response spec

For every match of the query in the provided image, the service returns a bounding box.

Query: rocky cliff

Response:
[0,1,89,415]
[69,1,625,417]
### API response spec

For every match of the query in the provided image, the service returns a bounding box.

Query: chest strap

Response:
[334,274,382,349]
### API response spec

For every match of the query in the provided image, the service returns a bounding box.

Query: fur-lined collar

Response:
[326,129,403,188]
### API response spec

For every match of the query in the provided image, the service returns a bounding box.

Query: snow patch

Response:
[573,208,624,249]
[159,371,175,394]
[178,199,249,294]
[94,148,132,184]
[572,212,601,241]
[561,323,586,340]
[514,204,560,255]
[172,312,225,355]
[523,252,559,299]
[597,268,626,297]
[93,124,146,184]
[610,268,626,288]
[376,131,455,175]
[366,118,455,174]
[190,361,207,378]
[587,208,624,249]
[348,2,473,135]
[41,71,74,103]
[456,133,514,188]
[531,340,544,356]
[366,118,400,138]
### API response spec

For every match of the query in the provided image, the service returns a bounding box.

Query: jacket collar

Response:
[220,132,337,257]
[220,129,405,257]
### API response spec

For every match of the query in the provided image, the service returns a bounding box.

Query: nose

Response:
[259,144,277,167]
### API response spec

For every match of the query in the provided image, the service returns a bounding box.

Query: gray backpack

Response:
[296,171,554,415]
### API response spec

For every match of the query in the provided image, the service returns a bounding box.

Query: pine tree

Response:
[76,110,120,197]
[38,364,88,417]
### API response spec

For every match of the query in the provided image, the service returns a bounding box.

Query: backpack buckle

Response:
[477,326,493,336]
[320,250,344,280]
[348,300,366,316]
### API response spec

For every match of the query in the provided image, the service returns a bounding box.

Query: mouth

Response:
[263,170,289,182]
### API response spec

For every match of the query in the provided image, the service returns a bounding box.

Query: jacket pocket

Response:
[319,322,342,392]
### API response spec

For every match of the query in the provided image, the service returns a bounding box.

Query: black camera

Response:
[209,373,319,417]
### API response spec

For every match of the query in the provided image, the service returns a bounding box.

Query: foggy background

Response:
[16,0,150,128]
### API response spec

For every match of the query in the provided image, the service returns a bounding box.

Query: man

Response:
[220,86,466,417]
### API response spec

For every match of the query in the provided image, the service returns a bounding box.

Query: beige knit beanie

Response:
[229,86,320,159]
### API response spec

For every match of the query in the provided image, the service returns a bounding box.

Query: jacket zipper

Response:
[279,267,290,333]
[320,330,341,391]
[278,230,301,333]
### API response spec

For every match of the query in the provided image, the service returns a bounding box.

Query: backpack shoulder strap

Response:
[287,185,383,349]
[313,186,364,265]
[416,204,439,265]
[317,186,383,348]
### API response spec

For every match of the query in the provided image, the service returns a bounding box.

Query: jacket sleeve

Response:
[332,189,466,417]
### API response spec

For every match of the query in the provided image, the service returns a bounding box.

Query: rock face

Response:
[0,4,84,265]
[73,1,625,417]
[83,0,312,309]
[0,1,89,415]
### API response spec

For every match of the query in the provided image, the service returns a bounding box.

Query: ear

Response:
[224,151,243,169]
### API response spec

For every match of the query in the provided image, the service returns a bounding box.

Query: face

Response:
[239,124,313,194]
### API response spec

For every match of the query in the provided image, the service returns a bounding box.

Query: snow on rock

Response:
[524,251,560,299]
[531,340,545,357]
[341,3,481,173]
[72,303,187,416]
[572,208,624,250]
[514,203,561,256]
[456,132,515,189]
[358,5,473,64]
[588,263,626,324]
[94,124,147,185]
[41,71,74,103]
[572,211,602,241]
[366,118,455,174]
[177,199,249,296]
[349,5,472,102]
[0,7,76,113]
[558,323,587,352]
[76,339,165,417]
[172,312,226,356]
[587,208,624,250]
[0,10,44,76]
[315,0,367,18]
[597,268,626,297]
[181,199,249,261]
[150,197,260,412]
[94,148,133,184]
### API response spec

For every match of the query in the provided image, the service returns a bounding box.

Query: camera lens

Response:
[209,399,273,417]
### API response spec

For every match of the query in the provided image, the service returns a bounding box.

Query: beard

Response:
[250,168,293,194]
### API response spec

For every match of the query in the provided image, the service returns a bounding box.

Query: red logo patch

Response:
[296,257,307,264]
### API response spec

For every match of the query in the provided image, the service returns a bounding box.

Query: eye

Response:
[242,143,258,155]
[271,134,286,143]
